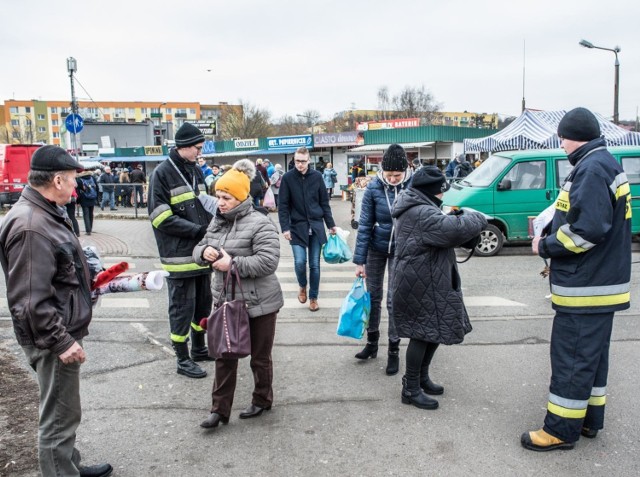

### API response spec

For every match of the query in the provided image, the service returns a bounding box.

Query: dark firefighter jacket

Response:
[148,149,213,278]
[540,138,631,313]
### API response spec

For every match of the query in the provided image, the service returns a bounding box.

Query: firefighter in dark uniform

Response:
[148,123,213,378]
[523,107,632,451]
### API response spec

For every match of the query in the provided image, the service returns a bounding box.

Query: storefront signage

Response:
[234,138,259,149]
[190,120,217,135]
[267,134,312,150]
[356,118,420,131]
[144,146,163,155]
[313,131,359,147]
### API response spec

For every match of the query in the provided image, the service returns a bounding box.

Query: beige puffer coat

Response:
[193,198,283,318]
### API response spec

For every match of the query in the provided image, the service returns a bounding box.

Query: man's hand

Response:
[283,231,292,241]
[59,342,86,365]
[532,236,542,255]
[355,265,366,278]
[329,227,337,235]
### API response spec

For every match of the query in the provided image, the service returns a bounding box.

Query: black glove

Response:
[448,209,464,216]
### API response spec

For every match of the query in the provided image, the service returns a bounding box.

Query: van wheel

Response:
[475,224,504,257]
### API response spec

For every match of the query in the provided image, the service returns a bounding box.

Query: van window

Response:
[503,161,546,190]
[622,157,640,184]
[556,159,573,186]
[462,154,511,187]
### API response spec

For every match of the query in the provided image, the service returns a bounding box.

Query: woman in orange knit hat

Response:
[193,159,284,429]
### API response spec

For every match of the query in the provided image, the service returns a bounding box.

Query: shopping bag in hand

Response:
[263,187,276,208]
[337,277,370,339]
[323,233,353,264]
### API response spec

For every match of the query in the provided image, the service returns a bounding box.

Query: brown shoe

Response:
[309,299,319,312]
[298,287,307,304]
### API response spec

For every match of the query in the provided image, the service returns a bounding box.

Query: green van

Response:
[442,146,640,256]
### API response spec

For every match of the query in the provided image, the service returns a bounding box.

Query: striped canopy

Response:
[464,110,640,152]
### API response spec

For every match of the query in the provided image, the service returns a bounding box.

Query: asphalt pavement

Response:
[1,198,640,476]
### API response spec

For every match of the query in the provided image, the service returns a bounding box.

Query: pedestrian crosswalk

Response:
[0,256,528,313]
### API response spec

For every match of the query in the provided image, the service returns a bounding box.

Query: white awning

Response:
[348,142,434,153]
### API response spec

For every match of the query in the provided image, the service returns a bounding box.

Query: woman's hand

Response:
[202,245,220,263]
[355,264,366,278]
[212,248,232,272]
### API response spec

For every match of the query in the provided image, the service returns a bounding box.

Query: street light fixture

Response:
[296,113,319,136]
[579,39,621,124]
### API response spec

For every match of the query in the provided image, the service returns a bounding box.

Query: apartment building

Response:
[0,100,242,147]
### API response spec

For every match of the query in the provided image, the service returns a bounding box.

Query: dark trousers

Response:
[23,342,83,477]
[211,312,277,418]
[544,311,614,442]
[80,204,94,234]
[166,275,212,342]
[65,201,80,236]
[365,248,398,341]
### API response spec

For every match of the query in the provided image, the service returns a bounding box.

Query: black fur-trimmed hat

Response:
[381,144,408,171]
[175,122,205,147]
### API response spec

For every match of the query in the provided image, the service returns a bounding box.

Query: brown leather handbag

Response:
[206,264,251,359]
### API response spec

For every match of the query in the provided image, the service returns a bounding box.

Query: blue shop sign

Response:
[267,135,312,150]
[202,140,216,154]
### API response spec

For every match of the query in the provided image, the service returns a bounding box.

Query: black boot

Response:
[420,343,444,395]
[385,339,400,376]
[355,331,379,360]
[401,375,438,410]
[172,341,207,379]
[190,330,215,362]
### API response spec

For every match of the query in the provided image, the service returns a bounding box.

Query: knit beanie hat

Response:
[215,159,255,201]
[381,144,408,171]
[557,107,601,142]
[411,165,450,196]
[175,122,205,147]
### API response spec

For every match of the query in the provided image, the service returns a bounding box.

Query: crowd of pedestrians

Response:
[0,108,633,474]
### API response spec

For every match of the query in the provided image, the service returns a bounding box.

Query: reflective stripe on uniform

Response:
[170,191,196,205]
[161,256,210,273]
[150,204,173,228]
[547,393,588,419]
[171,333,188,343]
[191,322,205,333]
[611,173,630,199]
[551,281,630,307]
[556,224,595,253]
[588,386,607,406]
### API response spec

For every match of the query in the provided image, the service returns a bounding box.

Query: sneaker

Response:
[520,429,574,452]
[309,299,319,312]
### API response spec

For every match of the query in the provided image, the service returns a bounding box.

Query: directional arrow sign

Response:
[65,113,84,134]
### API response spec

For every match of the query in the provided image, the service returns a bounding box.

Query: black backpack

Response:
[80,176,97,200]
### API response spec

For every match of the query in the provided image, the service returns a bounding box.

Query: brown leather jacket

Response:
[0,186,93,355]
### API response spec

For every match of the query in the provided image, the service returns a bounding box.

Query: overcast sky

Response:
[2,0,639,122]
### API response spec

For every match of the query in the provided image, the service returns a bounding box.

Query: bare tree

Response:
[377,86,390,120]
[391,85,440,124]
[219,100,273,139]
[272,115,308,136]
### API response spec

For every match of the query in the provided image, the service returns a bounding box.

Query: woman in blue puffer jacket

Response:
[353,144,412,375]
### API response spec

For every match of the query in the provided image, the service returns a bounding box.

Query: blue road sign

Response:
[65,113,84,134]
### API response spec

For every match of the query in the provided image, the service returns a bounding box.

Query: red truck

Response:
[0,144,40,206]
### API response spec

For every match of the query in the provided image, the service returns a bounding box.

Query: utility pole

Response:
[67,57,79,158]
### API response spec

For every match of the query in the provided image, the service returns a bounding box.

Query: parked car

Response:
[442,146,640,256]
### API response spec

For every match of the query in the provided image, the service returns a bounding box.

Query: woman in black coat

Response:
[76,171,99,235]
[390,166,487,410]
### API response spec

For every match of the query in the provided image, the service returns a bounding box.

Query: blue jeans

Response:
[291,233,321,299]
[101,190,116,210]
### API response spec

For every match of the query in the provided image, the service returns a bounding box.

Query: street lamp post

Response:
[66,57,80,157]
[579,39,621,124]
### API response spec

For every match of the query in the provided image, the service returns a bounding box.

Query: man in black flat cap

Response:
[522,107,632,452]
[148,122,214,379]
[0,145,112,476]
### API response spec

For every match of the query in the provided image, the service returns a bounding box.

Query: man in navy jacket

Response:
[278,147,336,311]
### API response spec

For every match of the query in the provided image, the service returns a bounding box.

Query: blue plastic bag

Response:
[323,234,353,264]
[337,277,371,339]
